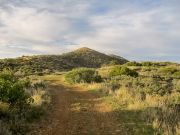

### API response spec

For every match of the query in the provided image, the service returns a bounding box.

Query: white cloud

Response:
[0,5,71,42]
[0,0,179,62]
[72,6,180,61]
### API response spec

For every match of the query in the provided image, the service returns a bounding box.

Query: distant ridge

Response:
[0,47,128,74]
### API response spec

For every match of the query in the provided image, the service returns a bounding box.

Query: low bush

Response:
[159,67,178,75]
[0,69,49,135]
[142,78,172,96]
[173,71,180,78]
[102,75,174,96]
[65,68,102,84]
[0,69,31,107]
[125,61,142,66]
[109,66,138,77]
[141,62,153,66]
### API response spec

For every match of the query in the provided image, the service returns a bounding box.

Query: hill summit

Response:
[0,47,128,74]
[74,47,92,52]
[61,47,128,67]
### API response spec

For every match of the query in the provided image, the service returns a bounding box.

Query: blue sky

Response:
[0,0,179,62]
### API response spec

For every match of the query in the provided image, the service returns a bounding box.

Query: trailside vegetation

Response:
[65,68,102,84]
[72,62,180,135]
[0,69,49,135]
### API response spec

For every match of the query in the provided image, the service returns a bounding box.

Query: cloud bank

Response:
[0,0,179,62]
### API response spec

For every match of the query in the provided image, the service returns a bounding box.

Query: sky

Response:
[0,0,179,62]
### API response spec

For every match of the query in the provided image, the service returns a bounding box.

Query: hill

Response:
[0,47,128,74]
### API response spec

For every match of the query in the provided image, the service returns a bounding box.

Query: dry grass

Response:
[0,102,9,113]
[32,73,180,135]
[31,90,50,106]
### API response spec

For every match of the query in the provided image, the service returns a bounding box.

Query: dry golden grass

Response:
[33,73,180,135]
[98,66,114,78]
[74,83,102,91]
[0,102,9,113]
[31,90,50,106]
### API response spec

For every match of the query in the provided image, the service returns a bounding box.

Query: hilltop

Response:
[0,47,128,74]
[61,47,128,67]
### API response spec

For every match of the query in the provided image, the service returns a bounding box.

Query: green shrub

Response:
[173,71,180,78]
[143,78,171,96]
[110,66,138,77]
[0,70,48,135]
[107,76,173,96]
[141,62,153,66]
[65,68,102,84]
[126,61,142,66]
[0,69,31,107]
[159,67,178,75]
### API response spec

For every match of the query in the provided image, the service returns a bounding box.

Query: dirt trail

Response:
[33,80,125,135]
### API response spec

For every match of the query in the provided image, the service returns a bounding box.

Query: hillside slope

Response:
[0,47,128,74]
[61,47,128,68]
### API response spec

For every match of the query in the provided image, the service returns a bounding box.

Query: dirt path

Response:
[32,80,125,135]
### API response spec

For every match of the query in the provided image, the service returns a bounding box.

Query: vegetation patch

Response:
[65,68,102,84]
[173,71,180,78]
[159,67,178,74]
[0,47,128,75]
[109,66,139,77]
[74,63,180,135]
[0,69,49,135]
